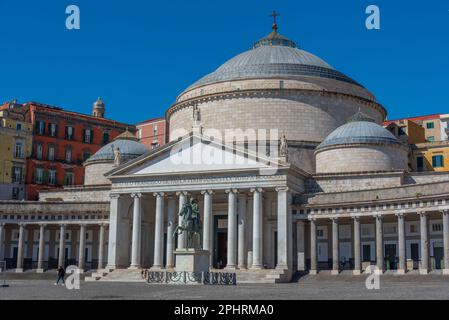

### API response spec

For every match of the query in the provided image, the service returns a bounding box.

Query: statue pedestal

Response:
[174,249,210,273]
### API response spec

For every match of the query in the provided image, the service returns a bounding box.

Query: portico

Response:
[104,135,304,279]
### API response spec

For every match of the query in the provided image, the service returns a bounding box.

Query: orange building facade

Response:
[24,101,134,200]
[136,117,167,150]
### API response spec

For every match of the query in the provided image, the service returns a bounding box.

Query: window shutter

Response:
[90,130,94,144]
[35,121,40,133]
[83,129,86,143]
[65,126,68,139]
[43,170,49,184]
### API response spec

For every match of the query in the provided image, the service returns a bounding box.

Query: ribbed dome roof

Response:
[188,28,361,90]
[87,133,149,162]
[317,112,401,149]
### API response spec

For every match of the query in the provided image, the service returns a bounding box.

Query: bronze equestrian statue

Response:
[173,198,202,248]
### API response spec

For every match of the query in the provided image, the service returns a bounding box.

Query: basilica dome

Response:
[188,30,361,90]
[167,24,388,173]
[84,131,149,186]
[315,112,409,174]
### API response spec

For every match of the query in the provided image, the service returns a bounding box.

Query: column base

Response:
[442,269,449,275]
[250,265,263,270]
[15,268,24,273]
[352,270,361,276]
[396,269,406,275]
[419,269,429,275]
[150,265,163,271]
[309,270,318,275]
[128,265,141,270]
[374,269,384,275]
[225,265,237,271]
[36,268,45,274]
[331,270,340,276]
[238,266,248,270]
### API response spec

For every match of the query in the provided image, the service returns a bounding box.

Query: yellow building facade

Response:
[0,103,33,200]
[411,141,449,172]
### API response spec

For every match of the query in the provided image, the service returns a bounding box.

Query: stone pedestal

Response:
[174,249,210,273]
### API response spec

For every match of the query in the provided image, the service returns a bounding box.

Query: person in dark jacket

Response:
[55,266,65,285]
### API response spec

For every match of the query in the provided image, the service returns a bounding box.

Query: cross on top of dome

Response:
[252,11,298,49]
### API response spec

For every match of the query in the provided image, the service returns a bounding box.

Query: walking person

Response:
[55,266,66,286]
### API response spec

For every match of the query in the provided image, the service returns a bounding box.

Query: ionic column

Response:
[419,212,429,275]
[0,223,5,262]
[58,224,66,268]
[106,194,122,270]
[237,193,247,269]
[310,219,317,275]
[201,190,214,268]
[37,224,46,273]
[353,217,361,275]
[331,218,339,275]
[251,188,263,269]
[443,210,449,275]
[78,224,86,271]
[375,215,384,273]
[276,187,292,270]
[296,221,306,272]
[397,213,406,274]
[166,196,176,269]
[226,189,238,269]
[98,224,106,270]
[176,191,188,249]
[129,193,142,269]
[152,192,165,269]
[16,224,25,272]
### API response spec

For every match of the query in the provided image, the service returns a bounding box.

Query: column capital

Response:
[38,223,47,228]
[443,210,449,216]
[131,193,143,199]
[225,189,239,195]
[419,211,429,217]
[153,192,165,198]
[110,193,122,200]
[0,222,6,227]
[308,217,317,222]
[374,214,383,220]
[396,212,405,218]
[352,215,361,222]
[275,186,289,193]
[18,223,26,228]
[99,223,108,228]
[250,188,264,194]
[201,190,215,196]
[59,224,67,229]
[176,191,189,197]
[330,217,339,222]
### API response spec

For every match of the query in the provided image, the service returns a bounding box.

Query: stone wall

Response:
[177,77,376,103]
[315,144,408,174]
[169,90,383,145]
[306,173,403,193]
[39,186,111,202]
[0,200,110,215]
[299,180,449,205]
[85,161,114,186]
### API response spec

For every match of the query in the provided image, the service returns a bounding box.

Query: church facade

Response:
[1,23,449,282]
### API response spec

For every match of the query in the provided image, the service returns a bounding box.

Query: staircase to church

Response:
[85,269,145,283]
[232,269,292,284]
[85,268,292,284]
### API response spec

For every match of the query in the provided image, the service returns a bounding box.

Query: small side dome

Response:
[87,130,149,163]
[84,131,149,186]
[315,111,409,174]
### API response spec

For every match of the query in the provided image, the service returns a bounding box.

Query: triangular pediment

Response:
[107,134,288,178]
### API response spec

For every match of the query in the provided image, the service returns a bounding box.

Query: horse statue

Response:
[173,198,202,249]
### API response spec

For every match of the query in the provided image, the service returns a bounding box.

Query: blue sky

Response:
[0,0,448,124]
